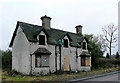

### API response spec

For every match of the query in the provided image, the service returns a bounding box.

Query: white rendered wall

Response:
[12,26,31,75]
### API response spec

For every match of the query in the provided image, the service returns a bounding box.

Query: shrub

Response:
[92,58,119,70]
[2,49,12,69]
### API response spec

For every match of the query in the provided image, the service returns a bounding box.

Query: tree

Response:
[102,24,117,58]
[106,53,110,58]
[92,34,107,53]
[115,52,119,59]
[85,34,104,58]
[85,34,104,69]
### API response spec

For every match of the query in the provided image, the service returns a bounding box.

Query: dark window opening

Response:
[39,35,45,45]
[64,39,68,48]
[81,56,85,66]
[83,42,86,49]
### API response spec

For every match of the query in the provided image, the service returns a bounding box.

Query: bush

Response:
[92,58,120,69]
[2,49,12,69]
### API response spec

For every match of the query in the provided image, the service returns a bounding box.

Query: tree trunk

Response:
[109,42,112,59]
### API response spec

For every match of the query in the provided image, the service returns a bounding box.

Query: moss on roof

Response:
[9,21,87,48]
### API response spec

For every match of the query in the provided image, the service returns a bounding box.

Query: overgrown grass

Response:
[2,66,119,82]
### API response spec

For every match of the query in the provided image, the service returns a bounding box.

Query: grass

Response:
[2,66,119,82]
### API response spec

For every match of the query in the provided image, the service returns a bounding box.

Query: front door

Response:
[64,56,70,71]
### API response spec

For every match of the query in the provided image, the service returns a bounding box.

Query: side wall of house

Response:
[12,26,31,75]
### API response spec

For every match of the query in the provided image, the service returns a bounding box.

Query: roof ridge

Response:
[17,21,82,36]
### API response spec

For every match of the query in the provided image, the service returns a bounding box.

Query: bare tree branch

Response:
[102,24,117,58]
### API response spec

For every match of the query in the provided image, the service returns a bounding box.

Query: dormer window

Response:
[39,35,45,45]
[64,39,68,48]
[83,42,86,50]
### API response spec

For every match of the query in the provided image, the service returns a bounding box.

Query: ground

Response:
[2,66,119,82]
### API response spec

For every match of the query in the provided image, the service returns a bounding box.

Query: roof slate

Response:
[9,21,87,48]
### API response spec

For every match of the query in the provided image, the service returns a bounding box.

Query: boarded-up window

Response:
[86,57,90,66]
[39,35,45,45]
[35,55,49,67]
[64,39,68,48]
[81,56,90,66]
[41,55,49,67]
[81,56,85,66]
[64,56,70,71]
[83,42,86,49]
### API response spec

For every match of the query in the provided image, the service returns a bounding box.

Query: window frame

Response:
[81,56,90,66]
[35,54,49,68]
[64,39,68,48]
[39,35,45,45]
[81,56,86,66]
[82,42,86,50]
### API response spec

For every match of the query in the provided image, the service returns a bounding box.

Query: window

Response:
[35,55,49,67]
[81,56,90,66]
[82,42,86,49]
[81,56,85,66]
[86,57,90,66]
[39,35,45,45]
[64,39,68,48]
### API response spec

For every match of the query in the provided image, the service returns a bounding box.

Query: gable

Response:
[9,21,43,47]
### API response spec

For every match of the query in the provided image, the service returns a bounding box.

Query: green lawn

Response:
[2,67,119,82]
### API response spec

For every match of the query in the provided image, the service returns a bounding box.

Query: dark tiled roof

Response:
[34,48,51,55]
[19,22,43,42]
[9,21,87,47]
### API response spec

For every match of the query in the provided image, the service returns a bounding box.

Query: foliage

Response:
[85,34,104,58]
[115,52,119,59]
[91,58,120,69]
[106,53,110,58]
[85,34,105,69]
[2,49,12,69]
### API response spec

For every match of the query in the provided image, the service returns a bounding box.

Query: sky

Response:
[0,0,119,54]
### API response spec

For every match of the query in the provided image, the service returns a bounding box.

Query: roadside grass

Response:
[2,66,119,82]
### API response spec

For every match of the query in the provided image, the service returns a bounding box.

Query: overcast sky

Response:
[0,0,119,54]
